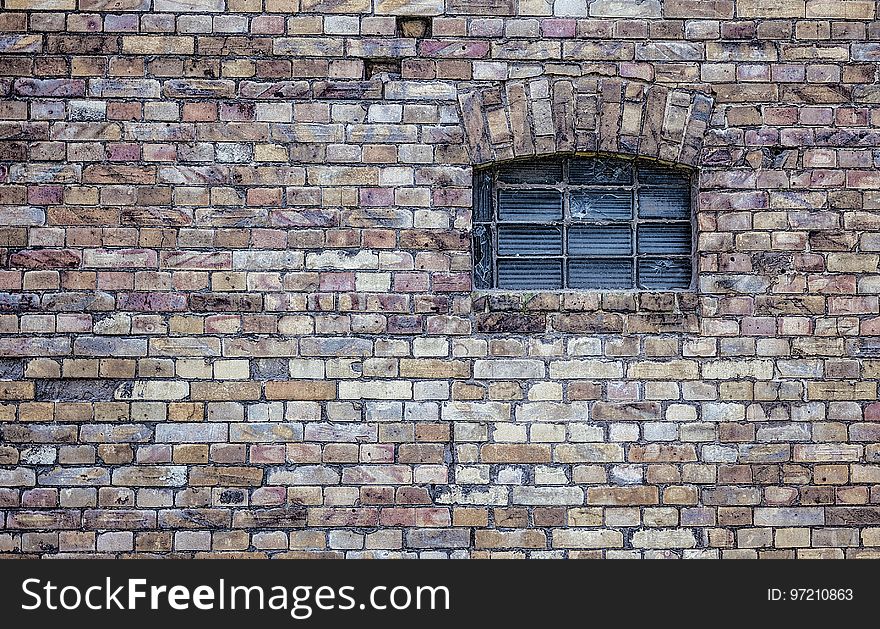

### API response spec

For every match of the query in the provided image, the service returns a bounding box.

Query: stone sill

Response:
[472,290,699,334]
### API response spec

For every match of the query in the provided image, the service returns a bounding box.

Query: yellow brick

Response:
[122,36,195,55]
[738,0,806,17]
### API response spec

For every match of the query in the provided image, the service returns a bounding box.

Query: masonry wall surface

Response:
[1,0,880,558]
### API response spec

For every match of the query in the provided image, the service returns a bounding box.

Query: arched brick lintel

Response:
[458,76,715,169]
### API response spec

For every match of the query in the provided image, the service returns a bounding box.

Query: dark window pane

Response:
[638,187,690,219]
[474,157,695,291]
[498,189,563,222]
[638,164,690,187]
[638,258,692,289]
[570,190,632,220]
[568,225,632,256]
[498,225,563,256]
[497,159,562,184]
[473,170,492,222]
[569,157,633,185]
[568,259,633,289]
[497,259,562,290]
[637,223,692,255]
[473,225,492,289]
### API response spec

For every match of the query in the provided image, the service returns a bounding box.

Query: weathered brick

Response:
[551,529,623,548]
[549,360,623,379]
[627,361,699,379]
[233,508,307,529]
[631,529,697,549]
[155,424,228,443]
[308,508,379,527]
[341,465,412,485]
[189,466,263,487]
[405,528,470,548]
[754,508,825,526]
[588,486,659,506]
[481,444,551,463]
[83,510,156,530]
[0,468,36,487]
[554,444,625,463]
[7,511,80,530]
[473,360,545,379]
[591,402,661,421]
[38,467,110,486]
[825,508,880,526]
[512,487,584,506]
[265,381,336,401]
[475,529,547,549]
[231,422,303,442]
[112,466,187,487]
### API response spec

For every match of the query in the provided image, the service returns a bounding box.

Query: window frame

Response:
[472,154,698,292]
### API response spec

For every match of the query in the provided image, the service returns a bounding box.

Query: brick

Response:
[155,424,228,443]
[442,402,510,422]
[83,510,156,530]
[376,0,444,15]
[555,444,624,463]
[591,0,662,17]
[7,511,80,530]
[189,467,263,487]
[481,444,551,463]
[629,444,697,463]
[112,466,187,487]
[793,444,862,462]
[0,35,42,54]
[627,361,699,379]
[399,359,470,378]
[665,0,734,18]
[265,381,336,400]
[515,402,590,422]
[512,487,584,506]
[591,402,661,421]
[159,509,230,529]
[405,528,470,548]
[806,0,874,19]
[122,37,194,55]
[549,360,623,379]
[230,422,303,442]
[14,79,85,98]
[155,0,224,11]
[308,508,379,527]
[473,360,545,379]
[341,465,412,484]
[475,529,547,549]
[190,382,262,401]
[9,250,81,269]
[0,468,36,487]
[588,486,659,505]
[825,508,880,526]
[552,529,623,548]
[631,529,697,549]
[753,508,825,526]
[1,425,78,444]
[702,360,774,380]
[38,467,110,486]
[233,508,307,528]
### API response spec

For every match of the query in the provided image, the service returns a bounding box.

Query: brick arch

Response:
[458,76,714,168]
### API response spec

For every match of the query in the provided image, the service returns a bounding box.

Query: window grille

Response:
[472,156,694,291]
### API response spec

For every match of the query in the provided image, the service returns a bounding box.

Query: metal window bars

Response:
[472,155,695,291]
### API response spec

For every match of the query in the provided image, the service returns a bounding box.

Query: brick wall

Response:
[1,0,880,557]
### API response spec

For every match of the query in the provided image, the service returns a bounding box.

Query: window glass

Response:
[473,156,693,290]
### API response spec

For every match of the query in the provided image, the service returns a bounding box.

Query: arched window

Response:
[472,156,694,291]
